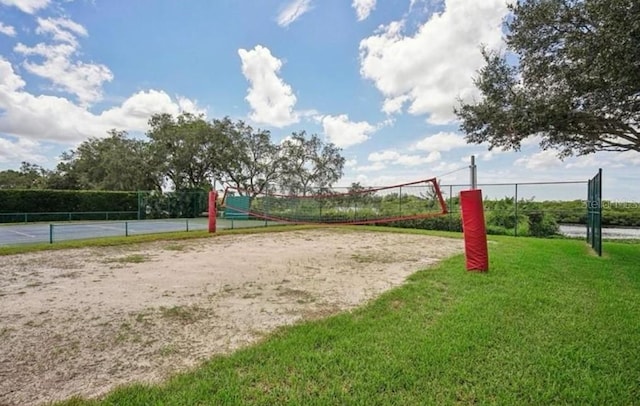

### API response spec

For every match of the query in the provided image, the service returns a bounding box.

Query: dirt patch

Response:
[0,229,463,405]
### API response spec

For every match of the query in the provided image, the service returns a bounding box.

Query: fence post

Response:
[49,224,53,244]
[186,219,189,232]
[449,184,453,231]
[514,183,519,237]
[125,222,129,237]
[587,178,591,241]
[470,155,477,189]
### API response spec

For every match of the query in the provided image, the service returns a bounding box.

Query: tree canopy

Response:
[280,132,345,195]
[57,130,163,191]
[214,118,283,197]
[456,0,640,157]
[0,114,346,194]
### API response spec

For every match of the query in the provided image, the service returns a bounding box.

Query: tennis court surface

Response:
[0,218,280,246]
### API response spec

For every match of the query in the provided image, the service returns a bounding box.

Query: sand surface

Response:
[0,228,463,405]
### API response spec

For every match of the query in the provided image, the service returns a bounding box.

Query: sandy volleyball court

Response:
[0,228,463,405]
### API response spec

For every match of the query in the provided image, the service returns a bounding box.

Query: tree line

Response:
[0,113,346,195]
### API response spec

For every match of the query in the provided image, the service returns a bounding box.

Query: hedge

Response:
[0,189,138,220]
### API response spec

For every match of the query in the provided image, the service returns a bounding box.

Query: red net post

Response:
[208,191,217,233]
[460,189,489,272]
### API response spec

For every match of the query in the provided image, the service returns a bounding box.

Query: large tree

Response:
[147,112,221,190]
[58,130,163,191]
[280,132,345,195]
[456,0,640,157]
[214,118,283,197]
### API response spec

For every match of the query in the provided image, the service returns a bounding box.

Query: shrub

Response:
[527,211,560,237]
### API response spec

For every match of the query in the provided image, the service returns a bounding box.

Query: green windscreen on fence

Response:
[587,169,602,256]
[224,196,250,220]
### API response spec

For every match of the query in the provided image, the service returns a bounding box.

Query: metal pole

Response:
[597,168,603,256]
[514,183,518,237]
[470,155,477,189]
[449,184,453,231]
[588,179,591,242]
[49,224,53,244]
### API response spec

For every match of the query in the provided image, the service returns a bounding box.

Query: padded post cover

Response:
[460,189,489,272]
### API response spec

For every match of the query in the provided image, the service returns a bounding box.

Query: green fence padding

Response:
[225,196,250,219]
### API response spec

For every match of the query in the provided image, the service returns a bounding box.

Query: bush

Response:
[382,214,462,232]
[527,211,560,237]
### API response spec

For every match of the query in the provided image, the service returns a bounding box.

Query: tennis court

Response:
[0,218,281,246]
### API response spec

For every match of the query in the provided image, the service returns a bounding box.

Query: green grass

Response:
[54,231,640,405]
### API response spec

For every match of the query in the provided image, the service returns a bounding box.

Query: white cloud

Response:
[35,16,87,46]
[414,131,468,152]
[359,0,509,124]
[369,150,401,162]
[0,58,204,144]
[176,96,208,117]
[277,0,312,27]
[399,151,440,166]
[318,114,375,148]
[14,17,113,106]
[353,0,376,21]
[0,22,16,37]
[357,162,387,172]
[514,150,562,170]
[616,150,640,166]
[0,137,48,165]
[382,95,409,114]
[0,0,49,14]
[368,149,440,167]
[238,45,299,127]
[564,154,600,169]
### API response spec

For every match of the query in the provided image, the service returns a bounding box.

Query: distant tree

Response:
[347,182,367,194]
[59,130,163,191]
[0,169,25,189]
[345,181,377,207]
[147,113,221,190]
[280,132,345,195]
[0,162,49,189]
[456,0,640,157]
[214,118,283,197]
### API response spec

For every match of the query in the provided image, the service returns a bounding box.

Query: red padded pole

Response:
[460,189,489,272]
[208,191,217,233]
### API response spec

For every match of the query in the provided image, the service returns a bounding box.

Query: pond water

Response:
[559,224,640,239]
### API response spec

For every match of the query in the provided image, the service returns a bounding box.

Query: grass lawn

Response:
[57,232,640,405]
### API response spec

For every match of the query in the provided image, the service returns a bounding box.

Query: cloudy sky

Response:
[0,0,638,200]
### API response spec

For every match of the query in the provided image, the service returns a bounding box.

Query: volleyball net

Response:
[220,178,448,225]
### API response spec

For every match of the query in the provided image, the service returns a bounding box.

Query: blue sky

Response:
[0,0,638,201]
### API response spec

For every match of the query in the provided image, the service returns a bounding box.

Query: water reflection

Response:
[559,224,640,239]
